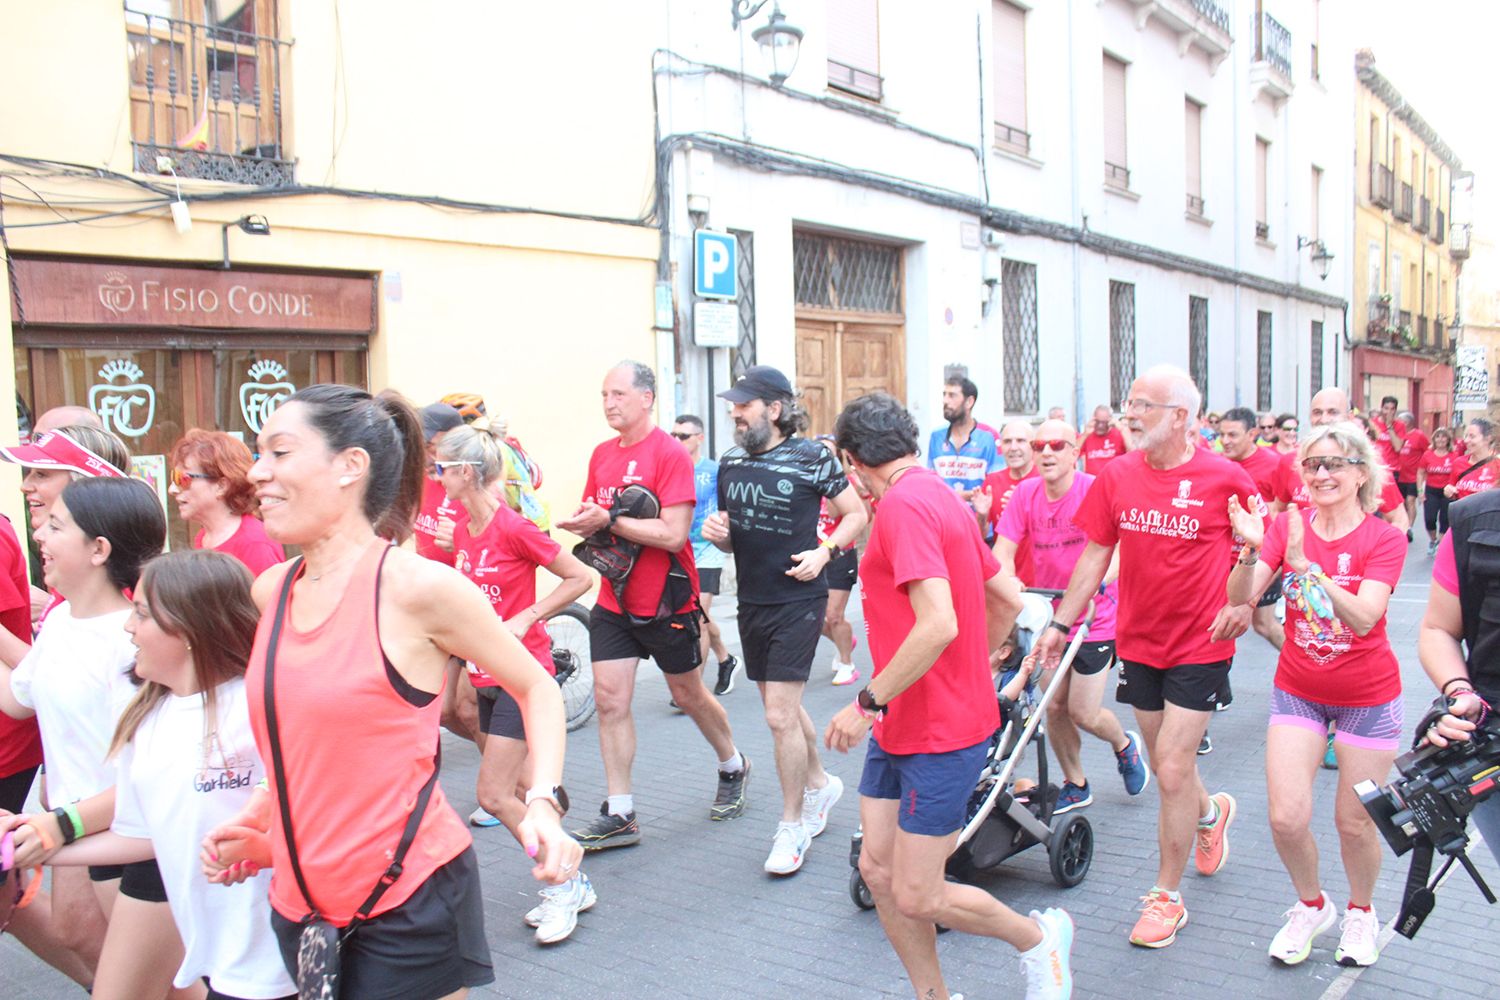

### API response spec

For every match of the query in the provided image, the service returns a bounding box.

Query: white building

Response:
[655,0,1353,448]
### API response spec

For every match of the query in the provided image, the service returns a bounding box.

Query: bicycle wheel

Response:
[548,603,596,731]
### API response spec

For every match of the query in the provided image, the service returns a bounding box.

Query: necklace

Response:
[886,463,921,487]
[306,549,361,583]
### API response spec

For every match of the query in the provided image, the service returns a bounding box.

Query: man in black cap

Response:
[702,365,867,874]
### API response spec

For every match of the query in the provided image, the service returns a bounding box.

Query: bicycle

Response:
[547,602,596,731]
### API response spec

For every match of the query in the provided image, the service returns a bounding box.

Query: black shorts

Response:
[1072,640,1115,677]
[1256,572,1284,609]
[1398,480,1419,499]
[826,549,858,591]
[271,847,493,1000]
[0,764,38,814]
[119,858,169,902]
[589,606,702,675]
[739,597,826,683]
[204,982,296,1000]
[1116,659,1232,712]
[697,568,722,595]
[476,684,525,740]
[88,864,125,883]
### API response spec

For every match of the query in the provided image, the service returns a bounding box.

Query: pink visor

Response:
[0,431,126,479]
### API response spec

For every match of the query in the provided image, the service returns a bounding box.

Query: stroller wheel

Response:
[849,869,875,910]
[1048,813,1093,888]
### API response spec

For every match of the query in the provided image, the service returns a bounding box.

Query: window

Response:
[732,230,757,381]
[1185,100,1204,215]
[1001,261,1039,413]
[1310,0,1321,80]
[1103,54,1129,189]
[1189,296,1209,400]
[1108,281,1136,410]
[1310,166,1322,242]
[125,1,292,185]
[1310,321,1324,395]
[1255,139,1270,239]
[793,233,902,313]
[827,0,883,101]
[992,1,1029,154]
[1256,311,1273,411]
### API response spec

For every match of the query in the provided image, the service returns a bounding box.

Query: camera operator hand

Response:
[1425,690,1486,748]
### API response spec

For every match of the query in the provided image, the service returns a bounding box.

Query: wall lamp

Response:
[1297,236,1334,281]
[731,0,803,87]
[221,215,271,270]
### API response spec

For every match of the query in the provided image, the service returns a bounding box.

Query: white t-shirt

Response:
[113,679,295,997]
[10,603,135,805]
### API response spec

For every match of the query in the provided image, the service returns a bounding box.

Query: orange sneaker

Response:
[1194,791,1236,876]
[1129,889,1188,948]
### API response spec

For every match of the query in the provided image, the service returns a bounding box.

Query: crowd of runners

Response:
[0,357,1496,1000]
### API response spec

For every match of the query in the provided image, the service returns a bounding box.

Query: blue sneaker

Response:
[1322,732,1338,770]
[1116,730,1151,796]
[469,806,502,828]
[1053,781,1092,815]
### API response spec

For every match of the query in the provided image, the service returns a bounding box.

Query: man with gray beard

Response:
[703,366,868,875]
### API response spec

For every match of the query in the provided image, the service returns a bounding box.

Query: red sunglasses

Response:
[1030,440,1072,453]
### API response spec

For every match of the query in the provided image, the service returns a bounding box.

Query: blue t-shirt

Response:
[926,426,1002,492]
[691,457,725,569]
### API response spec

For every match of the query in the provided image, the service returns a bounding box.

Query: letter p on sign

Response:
[694,230,737,300]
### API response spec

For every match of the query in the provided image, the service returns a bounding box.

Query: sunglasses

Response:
[170,468,215,491]
[1281,424,1299,432]
[671,431,698,441]
[1030,439,1072,453]
[433,460,482,474]
[1300,456,1364,474]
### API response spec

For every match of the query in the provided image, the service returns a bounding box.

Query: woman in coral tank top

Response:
[201,385,580,1000]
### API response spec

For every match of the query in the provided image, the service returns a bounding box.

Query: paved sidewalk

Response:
[7,537,1500,998]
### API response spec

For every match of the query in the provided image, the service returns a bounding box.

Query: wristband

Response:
[821,538,841,555]
[1442,677,1475,697]
[853,699,881,722]
[1046,620,1071,635]
[64,803,84,842]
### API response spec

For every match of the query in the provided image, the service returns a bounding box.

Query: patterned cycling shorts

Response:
[1268,686,1404,751]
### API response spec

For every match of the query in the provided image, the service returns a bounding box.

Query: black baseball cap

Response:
[420,402,465,440]
[718,365,793,404]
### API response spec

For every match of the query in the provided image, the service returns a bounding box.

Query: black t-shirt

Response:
[719,437,849,605]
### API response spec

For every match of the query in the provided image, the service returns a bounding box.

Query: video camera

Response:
[1356,704,1500,938]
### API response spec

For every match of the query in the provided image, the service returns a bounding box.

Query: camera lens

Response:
[1356,779,1414,855]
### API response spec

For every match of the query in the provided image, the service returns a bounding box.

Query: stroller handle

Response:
[1022,587,1097,629]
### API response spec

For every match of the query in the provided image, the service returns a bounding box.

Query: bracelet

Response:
[1046,620,1071,635]
[51,806,78,846]
[1442,677,1475,696]
[853,699,882,722]
[64,803,84,842]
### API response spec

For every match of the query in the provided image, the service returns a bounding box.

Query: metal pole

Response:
[706,346,717,459]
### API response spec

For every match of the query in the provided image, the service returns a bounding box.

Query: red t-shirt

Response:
[1420,449,1459,490]
[1275,450,1403,514]
[816,474,861,542]
[196,514,284,577]
[859,468,1000,755]
[1231,446,1281,508]
[1397,429,1430,483]
[1260,510,1406,705]
[1081,428,1127,475]
[583,427,700,618]
[414,478,465,566]
[1371,417,1406,469]
[1074,448,1261,667]
[1454,458,1499,500]
[454,504,560,680]
[0,515,41,778]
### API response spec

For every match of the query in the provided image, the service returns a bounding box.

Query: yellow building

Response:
[0,1,662,549]
[1350,50,1464,429]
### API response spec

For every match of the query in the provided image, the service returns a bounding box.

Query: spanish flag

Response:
[176,102,210,151]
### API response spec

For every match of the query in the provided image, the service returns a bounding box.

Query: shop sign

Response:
[239,360,296,434]
[90,359,156,438]
[1455,345,1489,408]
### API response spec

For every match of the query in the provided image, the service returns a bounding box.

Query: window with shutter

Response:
[1184,100,1203,215]
[1310,166,1322,242]
[827,0,882,101]
[1255,139,1270,239]
[992,2,1028,154]
[1102,54,1128,189]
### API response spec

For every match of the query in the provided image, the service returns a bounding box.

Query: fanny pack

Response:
[262,555,441,999]
[572,484,658,605]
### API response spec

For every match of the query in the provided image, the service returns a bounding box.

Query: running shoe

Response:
[763,822,811,875]
[1322,732,1338,770]
[1267,892,1335,965]
[468,806,502,828]
[1429,538,1440,556]
[1194,792,1236,876]
[1335,906,1380,967]
[572,802,641,851]
[1197,734,1213,756]
[1020,907,1074,999]
[711,756,751,820]
[714,655,740,697]
[668,698,685,713]
[1129,890,1187,948]
[1115,731,1151,796]
[802,775,844,837]
[1053,782,1093,815]
[528,873,597,945]
[831,661,860,686]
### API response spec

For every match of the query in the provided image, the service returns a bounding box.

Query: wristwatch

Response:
[1046,620,1071,635]
[856,685,888,716]
[524,785,570,817]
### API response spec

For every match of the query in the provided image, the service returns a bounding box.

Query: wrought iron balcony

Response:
[1415,196,1431,234]
[1371,164,1394,208]
[1398,308,1413,332]
[1127,0,1232,66]
[1250,6,1293,101]
[827,59,883,102]
[1452,223,1472,260]
[1186,193,1206,216]
[1255,220,1270,240]
[1366,296,1392,341]
[1418,314,1429,345]
[1105,161,1131,191]
[1395,182,1414,222]
[995,121,1031,156]
[1437,208,1446,245]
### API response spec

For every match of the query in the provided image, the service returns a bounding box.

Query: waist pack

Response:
[573,485,698,625]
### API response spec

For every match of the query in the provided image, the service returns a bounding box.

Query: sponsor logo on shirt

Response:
[1118,506,1202,539]
[1337,552,1352,576]
[623,460,643,484]
[1171,479,1205,510]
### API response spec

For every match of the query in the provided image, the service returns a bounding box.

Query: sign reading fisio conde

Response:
[9,258,375,333]
[1454,344,1490,409]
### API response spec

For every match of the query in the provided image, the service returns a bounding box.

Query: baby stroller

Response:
[849,589,1096,909]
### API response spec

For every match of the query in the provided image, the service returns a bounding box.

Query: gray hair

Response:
[435,424,507,489]
[1298,422,1386,513]
[1142,364,1202,420]
[613,360,656,397]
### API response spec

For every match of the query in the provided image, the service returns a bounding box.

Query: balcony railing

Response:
[827,59,883,102]
[1371,164,1394,208]
[1105,161,1131,190]
[1398,308,1413,334]
[1255,9,1292,80]
[1395,182,1414,221]
[1255,220,1270,240]
[1186,193,1206,216]
[1191,0,1232,33]
[1418,314,1429,346]
[995,121,1031,156]
[1453,223,1472,260]
[1437,208,1446,245]
[1415,195,1431,234]
[126,3,293,186]
[1367,297,1391,341]
[1434,315,1448,347]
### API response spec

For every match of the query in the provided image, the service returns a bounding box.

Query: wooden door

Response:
[796,319,837,435]
[795,318,905,436]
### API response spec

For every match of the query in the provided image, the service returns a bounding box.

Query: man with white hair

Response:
[973,420,1037,546]
[1033,365,1261,950]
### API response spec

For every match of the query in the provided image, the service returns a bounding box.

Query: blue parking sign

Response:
[695,230,737,299]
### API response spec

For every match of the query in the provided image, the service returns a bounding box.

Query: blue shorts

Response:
[858,737,989,837]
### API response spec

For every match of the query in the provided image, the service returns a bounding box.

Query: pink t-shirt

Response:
[1082,428,1127,475]
[859,468,1000,755]
[414,477,465,566]
[996,474,1117,642]
[1074,448,1261,667]
[1434,531,1458,594]
[1420,450,1459,491]
[196,514,284,577]
[454,504,560,680]
[979,466,1038,581]
[1261,509,1406,705]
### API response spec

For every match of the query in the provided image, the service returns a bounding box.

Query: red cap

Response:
[0,431,126,479]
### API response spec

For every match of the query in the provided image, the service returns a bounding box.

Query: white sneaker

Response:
[468,806,501,828]
[831,660,859,686]
[1335,906,1380,967]
[1267,893,1335,965]
[763,822,811,875]
[1019,907,1073,1000]
[802,775,844,837]
[527,873,597,944]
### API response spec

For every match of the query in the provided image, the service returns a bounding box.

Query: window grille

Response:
[793,233,902,314]
[1310,320,1324,396]
[1257,311,1274,411]
[1001,261,1039,413]
[731,230,757,381]
[1108,281,1136,411]
[1189,296,1209,401]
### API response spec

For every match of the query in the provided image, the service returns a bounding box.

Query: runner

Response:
[169,430,285,576]
[1445,418,1498,500]
[413,402,467,567]
[973,420,1037,542]
[1419,427,1458,552]
[1369,395,1405,470]
[1081,405,1129,474]
[1274,414,1299,457]
[1396,410,1429,531]
[560,362,748,851]
[824,391,1073,1000]
[671,414,739,696]
[1256,413,1280,449]
[1274,389,1409,533]
[1032,365,1256,950]
[927,376,1001,498]
[200,385,578,998]
[703,365,865,875]
[993,419,1149,814]
[441,393,551,531]
[437,423,596,943]
[1226,424,1406,968]
[814,435,866,687]
[1218,408,1285,652]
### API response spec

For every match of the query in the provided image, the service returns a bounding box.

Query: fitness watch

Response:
[524,785,570,817]
[856,685,888,716]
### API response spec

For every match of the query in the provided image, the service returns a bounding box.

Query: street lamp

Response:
[221,214,271,270]
[1297,236,1334,282]
[732,1,803,87]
